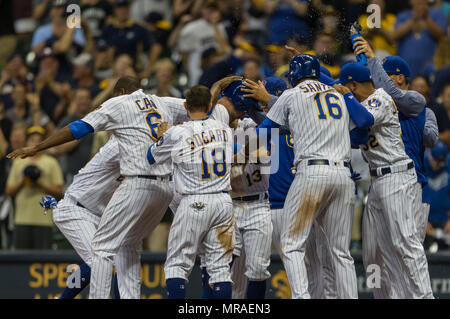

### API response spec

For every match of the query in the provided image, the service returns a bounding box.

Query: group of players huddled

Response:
[7,33,437,299]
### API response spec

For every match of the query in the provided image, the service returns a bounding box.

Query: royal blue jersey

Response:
[423,154,450,223]
[399,108,427,185]
[269,134,295,209]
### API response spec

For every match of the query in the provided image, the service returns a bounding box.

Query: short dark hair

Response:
[113,76,141,95]
[185,85,211,113]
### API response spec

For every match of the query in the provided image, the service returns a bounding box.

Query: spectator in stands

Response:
[0,0,17,69]
[430,37,450,101]
[177,0,230,86]
[358,0,396,57]
[35,47,71,123]
[94,39,113,81]
[242,59,262,82]
[100,0,156,69]
[130,0,173,23]
[424,141,450,250]
[70,53,101,98]
[80,0,113,39]
[146,59,183,98]
[434,83,450,146]
[0,55,33,111]
[31,0,86,56]
[265,0,311,45]
[49,88,93,184]
[312,31,341,78]
[6,126,64,250]
[393,0,447,77]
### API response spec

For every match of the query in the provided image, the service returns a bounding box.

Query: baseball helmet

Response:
[222,80,259,112]
[263,77,287,96]
[287,54,321,87]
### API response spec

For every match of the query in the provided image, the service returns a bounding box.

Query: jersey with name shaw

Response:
[82,89,185,177]
[150,118,233,195]
[65,136,121,216]
[267,79,354,166]
[359,88,411,169]
[230,118,269,198]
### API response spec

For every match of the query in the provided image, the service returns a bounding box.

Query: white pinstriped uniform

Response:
[228,118,272,299]
[81,90,187,299]
[359,88,433,299]
[149,118,235,286]
[267,79,357,299]
[52,136,140,298]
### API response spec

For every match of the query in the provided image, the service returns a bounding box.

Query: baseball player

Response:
[339,62,433,298]
[41,136,123,299]
[256,55,367,299]
[147,85,234,299]
[8,76,188,299]
[352,37,438,298]
[228,116,272,299]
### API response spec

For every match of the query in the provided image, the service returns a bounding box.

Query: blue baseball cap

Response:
[382,56,411,78]
[431,141,448,161]
[222,80,259,112]
[262,77,287,96]
[339,62,372,84]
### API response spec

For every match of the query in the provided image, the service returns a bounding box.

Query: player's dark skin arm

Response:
[7,126,75,159]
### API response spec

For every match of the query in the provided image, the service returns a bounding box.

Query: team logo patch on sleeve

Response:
[367,98,381,109]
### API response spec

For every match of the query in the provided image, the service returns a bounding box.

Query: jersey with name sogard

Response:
[151,118,233,195]
[231,118,269,197]
[359,88,411,168]
[82,89,185,176]
[267,79,353,166]
[65,136,120,216]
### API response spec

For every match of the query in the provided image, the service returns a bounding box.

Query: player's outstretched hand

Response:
[6,146,37,159]
[156,121,171,139]
[285,45,301,59]
[333,84,351,95]
[210,75,243,106]
[352,36,375,60]
[242,79,271,105]
[40,195,57,215]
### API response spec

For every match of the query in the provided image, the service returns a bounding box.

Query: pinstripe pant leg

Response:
[115,246,141,299]
[231,249,247,299]
[319,169,357,299]
[305,224,324,298]
[314,223,337,298]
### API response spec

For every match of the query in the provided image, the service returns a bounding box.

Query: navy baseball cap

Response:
[115,0,130,7]
[222,80,259,112]
[339,62,372,84]
[263,77,287,96]
[382,56,411,78]
[431,141,448,161]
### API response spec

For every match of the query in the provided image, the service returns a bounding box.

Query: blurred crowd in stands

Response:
[0,0,449,252]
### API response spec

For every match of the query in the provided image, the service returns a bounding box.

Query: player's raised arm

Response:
[353,36,425,117]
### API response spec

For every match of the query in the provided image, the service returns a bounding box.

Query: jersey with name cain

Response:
[185,129,229,151]
[298,82,331,93]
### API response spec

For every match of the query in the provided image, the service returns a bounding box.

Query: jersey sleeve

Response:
[148,127,181,165]
[363,96,387,126]
[266,92,290,126]
[159,97,190,124]
[210,104,230,125]
[81,96,124,132]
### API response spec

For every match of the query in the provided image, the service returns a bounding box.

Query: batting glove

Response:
[40,195,57,213]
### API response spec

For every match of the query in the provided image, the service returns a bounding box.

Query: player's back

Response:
[268,79,352,165]
[360,88,411,168]
[171,118,233,195]
[65,136,121,216]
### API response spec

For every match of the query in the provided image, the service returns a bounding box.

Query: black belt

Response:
[137,175,173,181]
[233,193,268,202]
[307,159,350,168]
[370,161,414,177]
[76,202,86,209]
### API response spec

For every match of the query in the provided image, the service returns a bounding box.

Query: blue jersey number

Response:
[146,111,162,140]
[200,147,227,180]
[314,93,342,120]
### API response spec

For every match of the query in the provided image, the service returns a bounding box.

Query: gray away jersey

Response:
[150,118,233,195]
[267,79,354,165]
[82,89,186,176]
[359,88,411,168]
[65,136,121,216]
